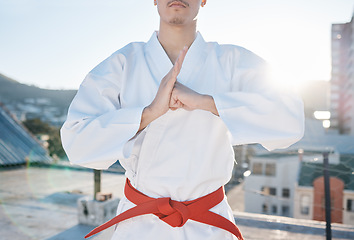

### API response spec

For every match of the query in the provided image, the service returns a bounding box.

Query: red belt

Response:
[85,179,244,240]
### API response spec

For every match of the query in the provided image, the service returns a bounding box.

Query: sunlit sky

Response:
[0,0,353,90]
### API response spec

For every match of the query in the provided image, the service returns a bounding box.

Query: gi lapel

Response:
[144,32,173,86]
[177,32,208,86]
[144,31,208,87]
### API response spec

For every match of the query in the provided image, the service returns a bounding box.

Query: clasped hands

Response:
[139,46,218,131]
[151,46,211,114]
[155,46,201,114]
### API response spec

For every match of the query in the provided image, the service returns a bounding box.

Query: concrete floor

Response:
[226,181,245,212]
[0,166,124,240]
[1,166,353,240]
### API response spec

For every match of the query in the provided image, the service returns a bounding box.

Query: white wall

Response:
[293,186,314,220]
[244,154,300,217]
[343,190,354,225]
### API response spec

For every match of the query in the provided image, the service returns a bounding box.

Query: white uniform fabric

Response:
[61,32,304,240]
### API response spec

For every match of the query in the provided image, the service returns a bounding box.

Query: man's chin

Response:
[169,17,185,25]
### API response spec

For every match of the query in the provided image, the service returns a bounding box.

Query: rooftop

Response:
[1,166,353,240]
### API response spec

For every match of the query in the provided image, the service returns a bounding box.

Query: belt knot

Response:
[156,197,190,227]
[84,179,244,240]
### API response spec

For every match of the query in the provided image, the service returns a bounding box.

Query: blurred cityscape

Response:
[1,14,354,240]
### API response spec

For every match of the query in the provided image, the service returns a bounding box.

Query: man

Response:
[61,0,304,239]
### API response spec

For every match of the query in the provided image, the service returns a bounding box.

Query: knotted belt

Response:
[85,179,244,240]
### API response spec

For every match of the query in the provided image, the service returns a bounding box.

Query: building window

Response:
[347,199,354,212]
[282,188,290,198]
[261,186,268,195]
[272,205,277,214]
[282,205,290,217]
[262,204,268,214]
[269,187,277,196]
[265,163,276,176]
[252,163,263,175]
[300,195,310,215]
[261,186,276,196]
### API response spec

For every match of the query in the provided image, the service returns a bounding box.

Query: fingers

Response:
[152,47,188,117]
[176,46,188,67]
[175,100,183,108]
[169,87,184,110]
[170,100,183,111]
[171,46,188,79]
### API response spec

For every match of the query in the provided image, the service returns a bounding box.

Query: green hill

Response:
[0,73,77,109]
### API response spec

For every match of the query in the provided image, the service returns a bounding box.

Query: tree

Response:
[23,118,66,159]
[23,118,51,134]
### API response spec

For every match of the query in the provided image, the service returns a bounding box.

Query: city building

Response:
[244,151,300,217]
[244,118,354,224]
[330,14,354,135]
[244,147,354,225]
[294,153,354,225]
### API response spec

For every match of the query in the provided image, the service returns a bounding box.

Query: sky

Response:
[0,0,353,90]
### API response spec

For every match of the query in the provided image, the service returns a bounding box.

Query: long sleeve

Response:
[60,53,145,169]
[212,48,304,151]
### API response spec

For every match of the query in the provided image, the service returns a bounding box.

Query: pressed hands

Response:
[139,46,219,131]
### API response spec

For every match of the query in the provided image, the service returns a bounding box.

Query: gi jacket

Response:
[61,32,304,240]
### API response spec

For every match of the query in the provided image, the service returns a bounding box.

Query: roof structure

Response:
[0,103,52,166]
[254,150,331,159]
[298,155,354,190]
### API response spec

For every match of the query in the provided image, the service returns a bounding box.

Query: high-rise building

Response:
[331,15,354,135]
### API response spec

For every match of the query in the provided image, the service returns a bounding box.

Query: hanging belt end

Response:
[84,230,95,238]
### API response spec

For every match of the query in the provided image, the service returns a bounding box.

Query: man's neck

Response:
[158,21,197,64]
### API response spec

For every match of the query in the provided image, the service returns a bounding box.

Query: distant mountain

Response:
[0,73,77,109]
[0,73,77,126]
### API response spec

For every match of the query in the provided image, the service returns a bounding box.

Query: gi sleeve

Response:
[212,48,304,151]
[60,53,145,169]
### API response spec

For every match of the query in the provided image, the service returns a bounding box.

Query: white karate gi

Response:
[61,32,304,240]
